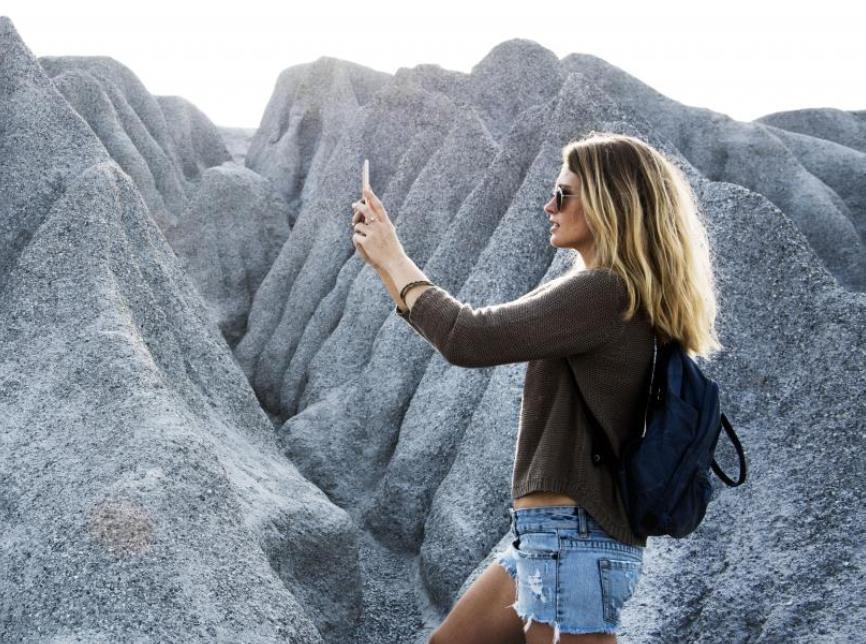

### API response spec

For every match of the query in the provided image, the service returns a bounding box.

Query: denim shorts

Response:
[494,505,644,640]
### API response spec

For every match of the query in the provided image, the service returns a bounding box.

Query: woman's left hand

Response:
[351,186,406,271]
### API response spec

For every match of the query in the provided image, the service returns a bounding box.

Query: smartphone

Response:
[361,159,370,207]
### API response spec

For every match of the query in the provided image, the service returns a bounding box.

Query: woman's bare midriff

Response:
[513,491,579,509]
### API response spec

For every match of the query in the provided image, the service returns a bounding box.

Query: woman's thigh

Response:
[428,560,525,644]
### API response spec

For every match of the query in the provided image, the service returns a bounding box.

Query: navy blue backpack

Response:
[586,335,748,539]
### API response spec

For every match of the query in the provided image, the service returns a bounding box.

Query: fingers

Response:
[351,206,370,236]
[363,186,380,207]
[353,199,383,229]
[352,211,371,229]
[352,201,368,227]
[362,187,386,220]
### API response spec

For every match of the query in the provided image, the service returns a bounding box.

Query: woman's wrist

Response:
[381,254,433,311]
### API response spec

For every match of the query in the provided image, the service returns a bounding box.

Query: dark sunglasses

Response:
[551,186,579,213]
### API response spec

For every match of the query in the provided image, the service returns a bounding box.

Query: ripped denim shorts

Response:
[494,505,644,641]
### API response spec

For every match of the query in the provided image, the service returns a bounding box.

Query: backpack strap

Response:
[642,335,658,439]
[710,413,748,487]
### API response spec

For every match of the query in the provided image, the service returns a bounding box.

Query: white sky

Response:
[5,0,864,129]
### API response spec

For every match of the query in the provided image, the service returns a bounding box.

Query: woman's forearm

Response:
[378,266,404,312]
[379,254,433,312]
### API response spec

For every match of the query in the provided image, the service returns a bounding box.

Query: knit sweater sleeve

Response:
[394,268,626,367]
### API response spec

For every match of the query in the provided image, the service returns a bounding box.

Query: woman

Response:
[351,132,721,644]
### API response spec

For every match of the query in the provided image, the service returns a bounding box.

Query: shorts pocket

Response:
[514,532,559,618]
[598,558,641,625]
[513,531,559,558]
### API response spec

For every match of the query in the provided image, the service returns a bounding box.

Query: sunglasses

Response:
[551,186,579,213]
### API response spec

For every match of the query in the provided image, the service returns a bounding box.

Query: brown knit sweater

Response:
[395,267,654,547]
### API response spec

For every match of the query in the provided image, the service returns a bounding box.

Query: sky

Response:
[4,0,864,129]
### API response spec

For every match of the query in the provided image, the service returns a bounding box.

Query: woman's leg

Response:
[428,560,526,644]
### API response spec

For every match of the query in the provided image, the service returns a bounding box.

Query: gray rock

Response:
[38,55,192,228]
[0,17,357,642]
[754,124,866,262]
[219,126,259,165]
[756,107,866,153]
[164,164,291,348]
[245,56,391,214]
[36,54,290,348]
[156,95,234,180]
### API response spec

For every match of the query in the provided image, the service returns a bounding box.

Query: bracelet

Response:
[399,280,433,308]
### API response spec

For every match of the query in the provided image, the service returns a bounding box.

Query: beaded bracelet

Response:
[399,280,433,308]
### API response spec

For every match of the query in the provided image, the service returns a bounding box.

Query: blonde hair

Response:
[562,132,722,361]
